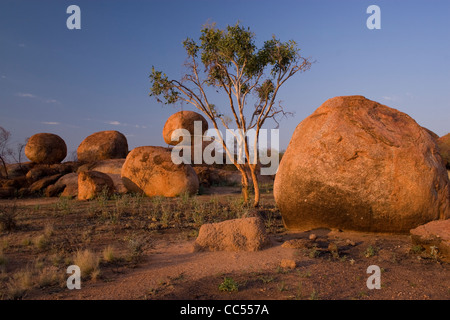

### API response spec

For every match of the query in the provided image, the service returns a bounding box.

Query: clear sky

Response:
[1,0,449,160]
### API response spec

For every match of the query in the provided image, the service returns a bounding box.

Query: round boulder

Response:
[274,95,450,233]
[25,133,67,164]
[121,146,199,197]
[162,111,208,146]
[77,131,128,163]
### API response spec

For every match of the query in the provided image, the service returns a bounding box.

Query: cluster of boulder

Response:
[0,130,129,200]
[0,110,246,200]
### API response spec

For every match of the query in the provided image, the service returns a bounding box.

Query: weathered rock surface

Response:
[438,133,450,169]
[410,219,450,261]
[78,171,115,200]
[25,133,67,164]
[163,111,208,146]
[193,217,270,252]
[29,174,63,193]
[274,95,450,233]
[77,131,128,163]
[77,159,125,175]
[121,146,199,197]
[45,173,78,198]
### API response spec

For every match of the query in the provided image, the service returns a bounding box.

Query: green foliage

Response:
[218,277,239,293]
[149,21,311,124]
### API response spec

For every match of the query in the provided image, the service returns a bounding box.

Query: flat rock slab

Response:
[410,219,450,261]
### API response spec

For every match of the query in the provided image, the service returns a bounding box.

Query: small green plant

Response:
[410,245,424,254]
[259,275,275,284]
[218,277,239,293]
[277,280,287,292]
[295,281,303,300]
[309,245,320,258]
[56,197,72,215]
[363,245,378,258]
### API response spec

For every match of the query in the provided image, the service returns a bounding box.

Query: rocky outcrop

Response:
[274,95,450,233]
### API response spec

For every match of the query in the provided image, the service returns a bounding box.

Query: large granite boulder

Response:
[274,95,450,233]
[121,146,199,197]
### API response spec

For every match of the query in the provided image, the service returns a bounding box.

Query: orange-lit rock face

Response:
[274,95,450,233]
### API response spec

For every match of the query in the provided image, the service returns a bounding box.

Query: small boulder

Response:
[410,219,450,261]
[78,171,114,200]
[25,133,67,164]
[77,131,128,163]
[193,217,270,252]
[121,146,199,197]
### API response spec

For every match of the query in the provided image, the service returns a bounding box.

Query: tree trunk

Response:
[0,155,8,179]
[239,167,250,203]
[249,164,260,207]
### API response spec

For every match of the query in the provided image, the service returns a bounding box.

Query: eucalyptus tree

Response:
[149,22,312,207]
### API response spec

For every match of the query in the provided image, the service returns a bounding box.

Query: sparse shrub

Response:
[6,269,33,299]
[309,289,320,300]
[37,267,62,288]
[73,249,100,280]
[218,277,239,293]
[0,205,18,232]
[309,245,320,258]
[127,236,145,264]
[102,245,116,263]
[56,197,72,215]
[33,234,50,251]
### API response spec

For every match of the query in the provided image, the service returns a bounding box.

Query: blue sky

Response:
[1,0,449,160]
